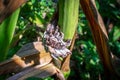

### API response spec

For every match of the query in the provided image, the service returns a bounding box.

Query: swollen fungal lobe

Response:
[43,23,71,59]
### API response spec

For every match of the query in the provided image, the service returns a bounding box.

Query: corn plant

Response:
[0,0,120,80]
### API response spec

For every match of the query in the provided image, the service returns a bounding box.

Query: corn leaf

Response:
[0,8,20,61]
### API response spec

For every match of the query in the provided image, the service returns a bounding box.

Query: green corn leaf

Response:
[0,8,20,61]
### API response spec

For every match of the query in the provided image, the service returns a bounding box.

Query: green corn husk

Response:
[58,0,79,40]
[0,8,20,61]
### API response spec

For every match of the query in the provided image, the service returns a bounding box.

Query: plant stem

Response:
[58,0,79,40]
[58,0,79,79]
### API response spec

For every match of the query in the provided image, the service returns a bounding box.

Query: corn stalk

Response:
[0,8,20,62]
[58,0,79,40]
[58,0,79,79]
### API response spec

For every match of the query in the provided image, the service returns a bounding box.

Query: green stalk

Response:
[58,0,79,79]
[0,8,20,62]
[58,0,79,40]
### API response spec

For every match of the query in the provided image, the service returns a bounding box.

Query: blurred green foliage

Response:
[98,0,120,58]
[5,0,120,80]
[8,0,56,58]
